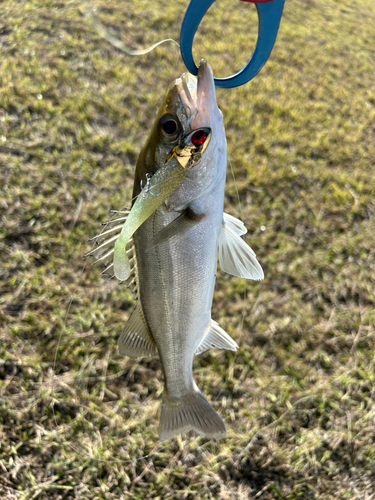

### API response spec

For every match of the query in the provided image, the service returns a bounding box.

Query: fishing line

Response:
[54,247,166,465]
[209,157,247,409]
[228,157,248,389]
[79,1,179,55]
[52,198,141,464]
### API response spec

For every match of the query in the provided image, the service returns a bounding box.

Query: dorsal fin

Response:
[87,210,154,358]
[85,210,139,296]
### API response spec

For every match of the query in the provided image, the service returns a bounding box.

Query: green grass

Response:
[1,0,375,498]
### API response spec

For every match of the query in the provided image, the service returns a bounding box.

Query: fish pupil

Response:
[162,120,178,135]
[191,130,207,147]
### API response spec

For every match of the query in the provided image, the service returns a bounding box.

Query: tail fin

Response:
[158,386,226,441]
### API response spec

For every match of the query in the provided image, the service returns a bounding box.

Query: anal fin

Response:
[118,303,157,358]
[195,320,238,356]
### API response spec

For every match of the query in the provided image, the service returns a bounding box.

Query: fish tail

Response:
[158,385,226,441]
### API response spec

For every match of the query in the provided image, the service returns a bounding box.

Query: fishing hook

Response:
[141,173,161,198]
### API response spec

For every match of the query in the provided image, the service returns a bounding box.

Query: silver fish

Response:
[87,60,264,440]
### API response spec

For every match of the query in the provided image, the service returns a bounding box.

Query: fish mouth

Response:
[197,60,215,96]
[178,60,216,120]
[197,60,217,117]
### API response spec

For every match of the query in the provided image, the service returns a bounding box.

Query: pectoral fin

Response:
[223,212,247,236]
[118,303,157,358]
[218,214,264,280]
[195,320,238,356]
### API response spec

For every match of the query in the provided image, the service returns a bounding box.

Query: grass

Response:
[1,0,375,498]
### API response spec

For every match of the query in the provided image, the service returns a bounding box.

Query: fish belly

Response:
[134,199,221,398]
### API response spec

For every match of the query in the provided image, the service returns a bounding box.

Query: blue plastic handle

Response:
[180,0,285,88]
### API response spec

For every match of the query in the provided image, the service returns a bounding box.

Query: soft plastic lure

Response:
[113,162,187,281]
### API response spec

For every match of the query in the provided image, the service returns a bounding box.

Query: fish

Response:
[86,60,264,440]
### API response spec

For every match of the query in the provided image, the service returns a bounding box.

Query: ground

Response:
[1,0,375,499]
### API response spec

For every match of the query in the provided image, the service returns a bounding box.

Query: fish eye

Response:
[162,120,177,135]
[159,114,180,141]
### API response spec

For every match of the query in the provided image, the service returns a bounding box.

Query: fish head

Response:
[158,59,225,164]
[133,60,226,206]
